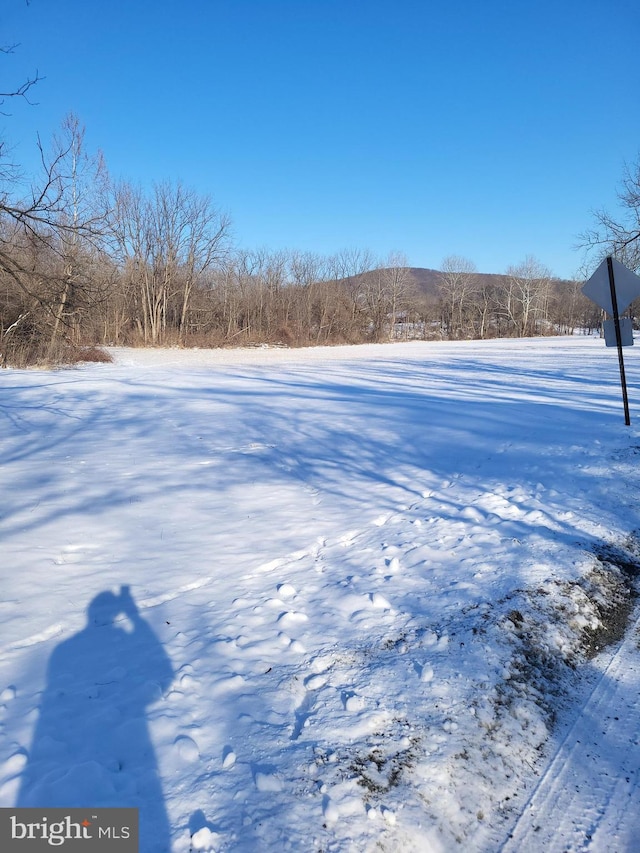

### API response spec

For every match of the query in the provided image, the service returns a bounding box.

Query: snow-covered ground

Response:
[1,336,639,852]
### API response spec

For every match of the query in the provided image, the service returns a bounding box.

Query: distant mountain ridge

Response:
[350,267,573,298]
[402,267,510,297]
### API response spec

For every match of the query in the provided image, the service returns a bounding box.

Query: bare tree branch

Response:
[0,69,43,103]
[578,155,640,272]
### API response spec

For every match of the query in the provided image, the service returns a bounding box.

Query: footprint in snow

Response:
[291,691,316,741]
[188,811,219,853]
[342,691,366,713]
[304,672,328,690]
[385,556,401,574]
[175,735,200,762]
[322,795,340,823]
[421,630,448,649]
[0,685,16,702]
[277,583,297,599]
[420,664,435,683]
[222,746,236,769]
[277,610,308,627]
[369,592,392,610]
[253,767,283,792]
[190,826,219,852]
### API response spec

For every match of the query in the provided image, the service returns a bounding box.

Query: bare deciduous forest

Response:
[1,99,636,366]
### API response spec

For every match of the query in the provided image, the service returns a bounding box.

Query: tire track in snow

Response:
[501,611,640,853]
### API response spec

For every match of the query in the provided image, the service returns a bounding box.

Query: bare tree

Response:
[1,108,111,363]
[328,248,376,338]
[357,252,415,341]
[474,276,498,339]
[381,252,414,340]
[287,250,326,342]
[44,114,111,353]
[437,255,478,339]
[501,256,552,337]
[581,155,640,272]
[110,181,231,344]
[548,279,591,335]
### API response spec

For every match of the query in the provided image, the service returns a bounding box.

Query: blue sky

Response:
[3,0,639,279]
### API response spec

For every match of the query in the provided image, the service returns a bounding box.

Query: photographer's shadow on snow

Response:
[17,587,174,853]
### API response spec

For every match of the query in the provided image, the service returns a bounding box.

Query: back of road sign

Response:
[604,317,634,347]
[583,258,640,315]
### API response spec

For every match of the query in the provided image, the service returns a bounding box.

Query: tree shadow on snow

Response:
[16,587,174,853]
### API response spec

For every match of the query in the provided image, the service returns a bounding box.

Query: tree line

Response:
[0,110,633,366]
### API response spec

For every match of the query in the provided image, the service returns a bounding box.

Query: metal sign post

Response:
[606,256,631,426]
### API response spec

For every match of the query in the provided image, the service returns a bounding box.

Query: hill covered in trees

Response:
[1,224,600,367]
[0,117,606,368]
[0,202,601,367]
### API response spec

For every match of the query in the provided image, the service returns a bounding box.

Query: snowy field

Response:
[1,335,640,852]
